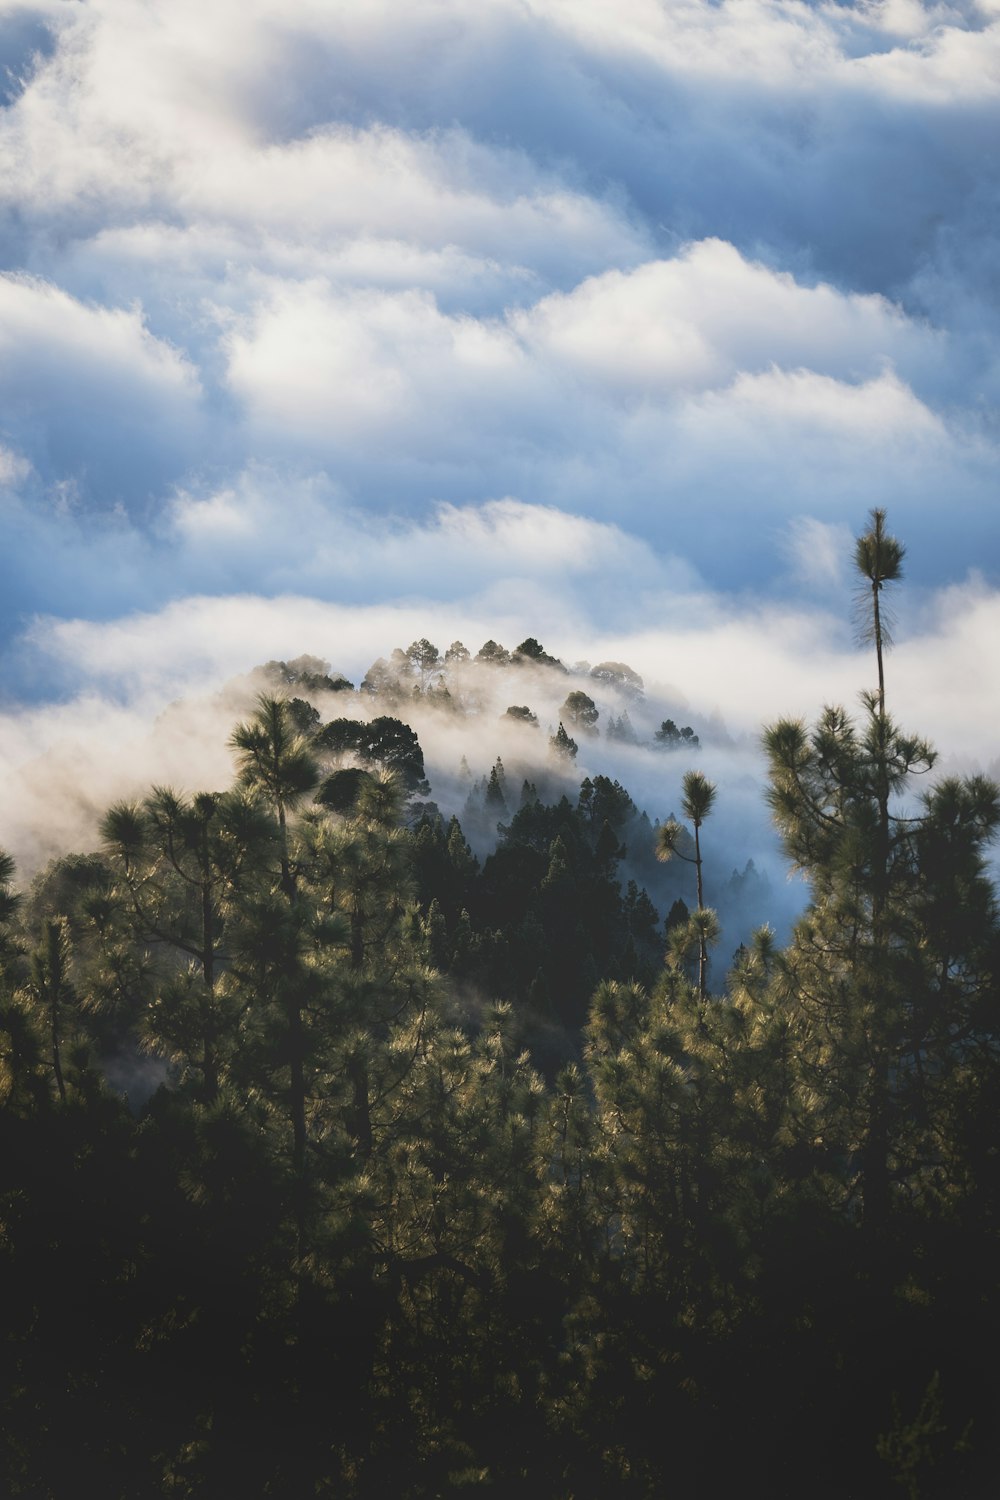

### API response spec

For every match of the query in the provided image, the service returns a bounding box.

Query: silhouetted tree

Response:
[560,690,599,735]
[549,722,578,761]
[656,770,717,999]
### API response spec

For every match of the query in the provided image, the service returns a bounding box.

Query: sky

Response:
[1,0,999,872]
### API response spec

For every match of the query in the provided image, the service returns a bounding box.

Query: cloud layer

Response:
[0,0,998,871]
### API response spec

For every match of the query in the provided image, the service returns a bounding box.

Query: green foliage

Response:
[504,703,538,725]
[654,717,699,749]
[230,694,320,816]
[549,721,578,760]
[476,638,511,665]
[1,565,999,1497]
[578,774,636,831]
[656,770,718,998]
[404,636,441,685]
[590,660,644,698]
[855,508,905,640]
[559,689,599,734]
[485,760,508,814]
[316,714,431,796]
[316,764,375,814]
[512,637,564,669]
[262,655,353,695]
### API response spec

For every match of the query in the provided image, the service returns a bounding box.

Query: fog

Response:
[4,576,997,970]
[0,0,997,911]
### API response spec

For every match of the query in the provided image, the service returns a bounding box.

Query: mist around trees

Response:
[0,514,998,1497]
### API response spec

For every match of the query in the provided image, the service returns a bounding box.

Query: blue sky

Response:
[1,0,999,865]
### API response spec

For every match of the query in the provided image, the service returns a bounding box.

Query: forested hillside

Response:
[1,513,998,1498]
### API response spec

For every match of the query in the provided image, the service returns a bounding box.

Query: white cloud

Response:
[0,274,196,394]
[672,368,949,472]
[0,445,32,486]
[0,0,997,817]
[781,516,854,591]
[207,245,971,554]
[851,15,1000,100]
[0,274,203,496]
[514,242,940,396]
[2,566,996,882]
[153,484,690,614]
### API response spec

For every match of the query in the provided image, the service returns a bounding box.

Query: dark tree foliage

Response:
[287,695,321,735]
[2,526,999,1500]
[578,774,636,831]
[316,765,374,814]
[262,655,353,695]
[476,639,511,665]
[549,721,578,760]
[512,637,565,670]
[560,689,599,735]
[655,717,700,749]
[315,715,431,795]
[485,761,508,814]
[504,704,539,726]
[423,788,663,1029]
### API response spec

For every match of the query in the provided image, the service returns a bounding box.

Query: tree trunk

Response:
[50,995,66,1104]
[694,821,707,1000]
[348,1053,373,1162]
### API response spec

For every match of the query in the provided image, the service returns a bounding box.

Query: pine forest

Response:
[0,512,996,1497]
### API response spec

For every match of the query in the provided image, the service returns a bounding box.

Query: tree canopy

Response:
[0,513,997,1498]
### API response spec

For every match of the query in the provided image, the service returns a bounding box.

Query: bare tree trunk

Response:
[694,821,707,1001]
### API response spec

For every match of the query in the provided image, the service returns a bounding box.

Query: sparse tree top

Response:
[854,507,905,594]
[681,770,716,826]
[549,722,579,760]
[405,638,441,680]
[590,661,644,697]
[854,507,905,712]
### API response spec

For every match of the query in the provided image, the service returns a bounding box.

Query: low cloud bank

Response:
[2,569,996,902]
[0,0,998,636]
[0,0,996,918]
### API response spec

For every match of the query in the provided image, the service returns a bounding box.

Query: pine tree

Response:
[485,762,508,815]
[655,770,717,999]
[26,918,76,1102]
[549,722,578,761]
[854,506,904,721]
[560,690,599,735]
[763,513,1000,1237]
[229,694,319,896]
[101,787,273,1101]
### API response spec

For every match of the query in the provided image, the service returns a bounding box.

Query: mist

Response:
[2,9,998,1486]
[5,577,995,972]
[0,0,998,934]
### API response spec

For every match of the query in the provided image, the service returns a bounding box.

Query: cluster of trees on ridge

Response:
[265,634,700,761]
[0,512,998,1497]
[256,652,758,1035]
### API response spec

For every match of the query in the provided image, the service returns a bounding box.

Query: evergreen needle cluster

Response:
[0,514,996,1498]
